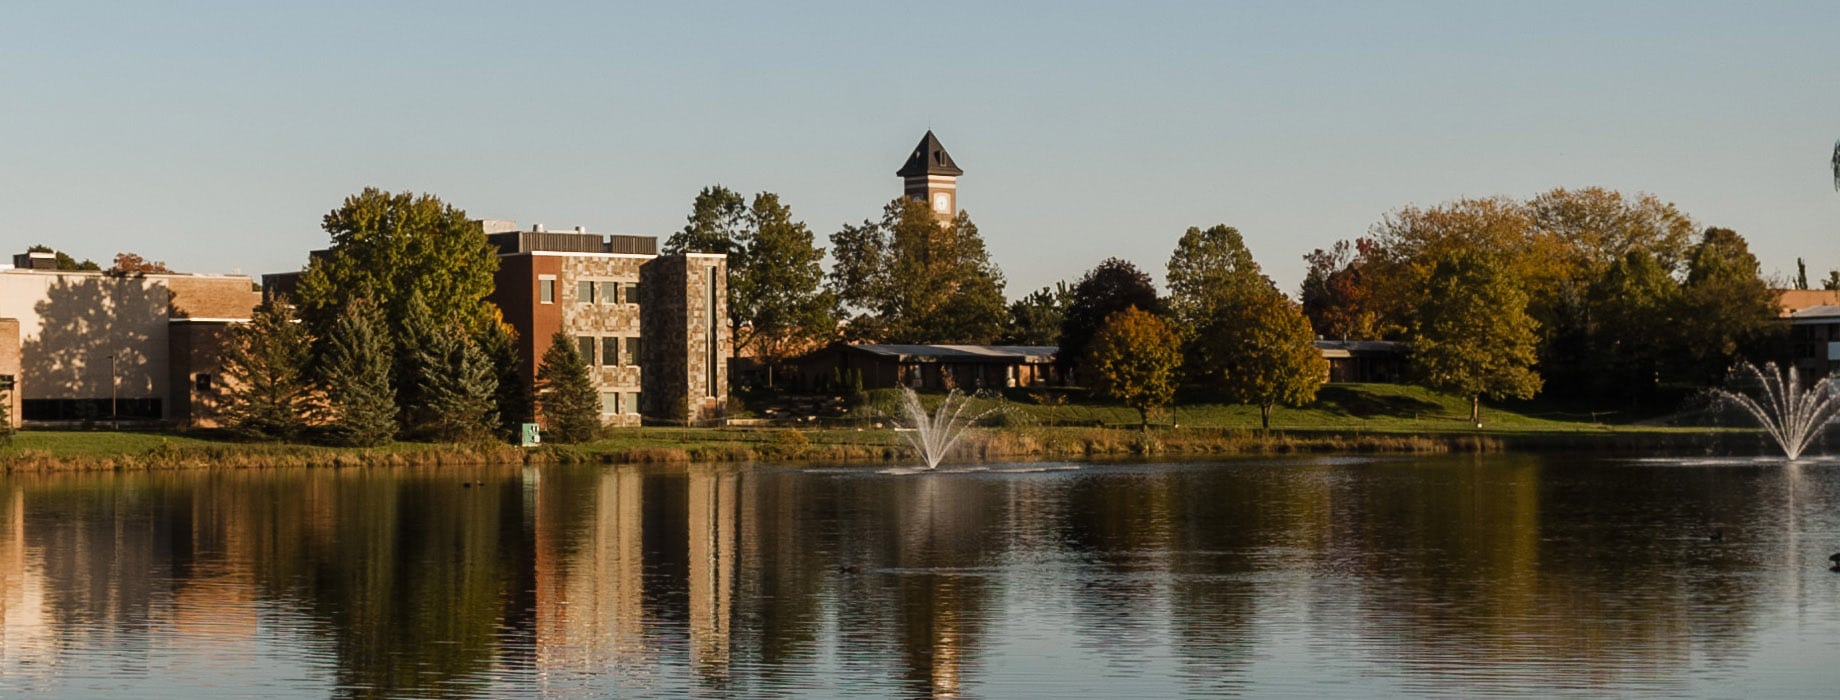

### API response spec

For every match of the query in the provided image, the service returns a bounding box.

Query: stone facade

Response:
[0,318,19,428]
[560,255,648,427]
[640,253,729,425]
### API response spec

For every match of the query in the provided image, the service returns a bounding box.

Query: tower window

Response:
[539,276,556,304]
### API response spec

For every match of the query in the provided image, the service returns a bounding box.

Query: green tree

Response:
[1165,225,1269,336]
[318,299,397,446]
[1677,227,1778,384]
[0,383,13,446]
[733,192,835,383]
[1001,283,1072,346]
[417,320,500,443]
[293,188,500,346]
[479,321,531,438]
[828,198,1006,343]
[393,289,441,436]
[1200,291,1327,429]
[1086,307,1182,430]
[26,243,99,271]
[1405,250,1542,426]
[1059,258,1160,375]
[663,185,748,257]
[535,330,600,443]
[217,298,315,440]
[1589,250,1679,399]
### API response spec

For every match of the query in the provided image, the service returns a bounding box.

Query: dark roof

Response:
[895,131,963,178]
[847,344,1055,363]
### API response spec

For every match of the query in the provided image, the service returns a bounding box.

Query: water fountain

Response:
[894,387,993,469]
[1712,362,1840,460]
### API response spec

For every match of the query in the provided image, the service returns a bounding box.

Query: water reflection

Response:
[0,456,1836,698]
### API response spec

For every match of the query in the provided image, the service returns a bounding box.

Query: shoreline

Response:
[0,424,1742,473]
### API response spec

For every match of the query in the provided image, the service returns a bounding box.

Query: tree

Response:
[1299,239,1380,340]
[393,289,442,436]
[1364,197,1538,338]
[1001,283,1071,346]
[1405,250,1542,426]
[1086,307,1182,430]
[26,244,99,271]
[1589,250,1679,399]
[217,298,315,440]
[1677,227,1778,384]
[1165,225,1270,336]
[663,185,748,257]
[732,192,835,383]
[293,188,500,346]
[106,252,174,276]
[1199,291,1327,429]
[1058,258,1159,374]
[536,330,600,443]
[480,321,531,438]
[0,381,13,447]
[416,320,499,443]
[827,198,1006,343]
[318,299,397,446]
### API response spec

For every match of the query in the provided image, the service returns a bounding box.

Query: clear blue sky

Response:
[4,1,1837,296]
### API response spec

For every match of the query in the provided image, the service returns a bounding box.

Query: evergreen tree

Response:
[479,321,531,438]
[1001,283,1072,346]
[536,330,600,443]
[217,298,315,440]
[393,289,441,436]
[319,299,398,446]
[417,319,499,443]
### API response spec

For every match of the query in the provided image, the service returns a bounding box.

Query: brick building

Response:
[483,222,729,426]
[0,254,260,427]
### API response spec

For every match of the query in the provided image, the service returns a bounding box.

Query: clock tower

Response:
[897,130,963,224]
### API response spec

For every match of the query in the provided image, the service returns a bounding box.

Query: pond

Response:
[1,454,1837,698]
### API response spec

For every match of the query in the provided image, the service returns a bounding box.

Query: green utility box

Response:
[520,423,541,447]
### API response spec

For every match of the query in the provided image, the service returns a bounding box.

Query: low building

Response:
[792,343,1059,393]
[0,260,260,427]
[1315,339,1405,383]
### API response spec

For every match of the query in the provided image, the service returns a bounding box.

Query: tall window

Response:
[706,272,718,397]
[599,281,619,305]
[625,337,641,366]
[577,336,595,365]
[624,283,640,306]
[600,392,618,415]
[624,392,640,415]
[539,276,556,304]
[601,337,620,366]
[577,280,595,304]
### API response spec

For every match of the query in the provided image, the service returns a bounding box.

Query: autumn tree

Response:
[318,299,397,446]
[1299,239,1380,340]
[828,197,1006,343]
[1405,250,1542,427]
[1086,307,1182,430]
[217,298,315,440]
[1058,258,1160,375]
[1200,291,1327,429]
[1165,225,1270,336]
[107,252,173,276]
[1001,283,1072,346]
[536,330,600,443]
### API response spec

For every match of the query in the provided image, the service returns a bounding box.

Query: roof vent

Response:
[532,224,546,233]
[574,226,586,233]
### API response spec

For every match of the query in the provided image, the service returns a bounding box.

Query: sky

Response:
[4,1,1838,297]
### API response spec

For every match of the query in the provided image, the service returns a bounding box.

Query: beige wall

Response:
[0,270,255,420]
[0,319,18,427]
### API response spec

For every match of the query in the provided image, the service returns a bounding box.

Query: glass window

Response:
[577,280,595,303]
[624,392,640,415]
[624,283,640,305]
[577,336,595,365]
[600,392,618,415]
[539,277,555,304]
[602,337,620,366]
[625,337,641,366]
[599,281,619,305]
[194,373,212,392]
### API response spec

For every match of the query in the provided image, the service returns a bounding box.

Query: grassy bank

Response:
[0,384,1735,472]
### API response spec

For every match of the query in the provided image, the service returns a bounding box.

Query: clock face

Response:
[933,192,951,213]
